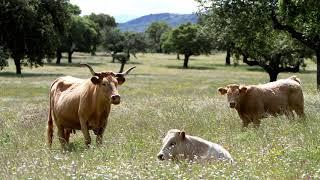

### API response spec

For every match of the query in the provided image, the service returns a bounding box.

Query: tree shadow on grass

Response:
[65,142,87,152]
[165,65,216,70]
[108,61,142,65]
[167,58,184,61]
[213,63,265,72]
[299,70,317,74]
[0,72,63,77]
[245,66,317,74]
[126,61,142,65]
[245,67,265,72]
[213,63,250,68]
[50,143,87,153]
[45,62,104,67]
[69,55,90,59]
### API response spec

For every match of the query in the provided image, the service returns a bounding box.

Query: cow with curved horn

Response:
[47,64,136,148]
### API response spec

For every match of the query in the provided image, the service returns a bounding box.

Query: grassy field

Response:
[0,53,319,179]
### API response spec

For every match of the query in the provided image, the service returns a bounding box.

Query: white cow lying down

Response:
[157,129,234,163]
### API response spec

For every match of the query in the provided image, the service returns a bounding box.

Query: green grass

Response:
[0,53,319,179]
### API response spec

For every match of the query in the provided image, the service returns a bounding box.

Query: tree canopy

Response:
[104,30,147,57]
[164,23,212,68]
[69,16,98,57]
[271,0,320,88]
[57,15,98,63]
[0,46,9,70]
[104,29,147,71]
[161,30,176,54]
[87,13,116,30]
[0,0,72,74]
[86,13,116,55]
[145,22,171,53]
[197,0,309,81]
[103,28,125,57]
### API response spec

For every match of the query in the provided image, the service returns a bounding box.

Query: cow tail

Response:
[47,82,56,148]
[289,76,301,84]
[47,109,53,147]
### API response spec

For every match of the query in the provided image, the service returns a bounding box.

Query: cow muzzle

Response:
[229,102,236,108]
[157,153,165,161]
[111,94,121,105]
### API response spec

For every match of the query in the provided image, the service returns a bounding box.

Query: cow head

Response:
[157,129,186,161]
[82,64,135,105]
[218,84,247,108]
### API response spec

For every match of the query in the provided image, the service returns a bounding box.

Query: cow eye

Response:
[170,142,176,146]
[102,83,107,86]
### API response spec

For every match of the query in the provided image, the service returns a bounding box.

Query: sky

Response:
[70,0,199,23]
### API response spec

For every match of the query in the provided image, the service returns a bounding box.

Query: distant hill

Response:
[118,13,198,32]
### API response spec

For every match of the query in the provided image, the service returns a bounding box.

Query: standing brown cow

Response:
[47,64,135,148]
[218,76,304,127]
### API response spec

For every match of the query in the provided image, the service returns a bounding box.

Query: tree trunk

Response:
[126,49,130,60]
[243,54,248,63]
[225,47,231,65]
[177,53,180,60]
[111,52,116,63]
[56,49,62,64]
[13,57,21,75]
[183,54,190,68]
[268,71,279,82]
[91,44,96,56]
[317,50,320,90]
[119,62,125,73]
[68,51,73,63]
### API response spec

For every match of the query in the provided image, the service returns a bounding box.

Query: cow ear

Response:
[240,86,247,94]
[179,131,186,140]
[218,87,228,95]
[91,76,101,84]
[117,76,126,85]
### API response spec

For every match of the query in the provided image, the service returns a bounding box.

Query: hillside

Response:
[118,13,198,32]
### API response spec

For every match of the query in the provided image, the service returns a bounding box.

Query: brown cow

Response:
[47,64,135,148]
[218,76,304,127]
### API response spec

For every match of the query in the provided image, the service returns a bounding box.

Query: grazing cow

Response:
[218,76,304,127]
[157,129,234,162]
[47,64,135,148]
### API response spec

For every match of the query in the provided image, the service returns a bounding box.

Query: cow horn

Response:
[81,63,96,76]
[116,66,136,76]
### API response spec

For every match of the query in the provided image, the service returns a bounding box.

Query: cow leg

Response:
[289,92,305,119]
[64,129,72,144]
[294,105,305,119]
[252,119,261,128]
[242,120,250,128]
[284,110,295,120]
[251,109,264,128]
[239,114,250,129]
[57,125,67,149]
[94,128,105,145]
[80,119,91,147]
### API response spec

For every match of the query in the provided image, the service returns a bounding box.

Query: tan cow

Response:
[157,129,234,162]
[218,76,304,127]
[47,64,135,148]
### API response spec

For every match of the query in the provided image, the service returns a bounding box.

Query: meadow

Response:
[0,53,319,179]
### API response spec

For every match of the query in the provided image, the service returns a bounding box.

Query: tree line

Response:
[1,0,319,89]
[196,0,320,87]
[0,0,146,74]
